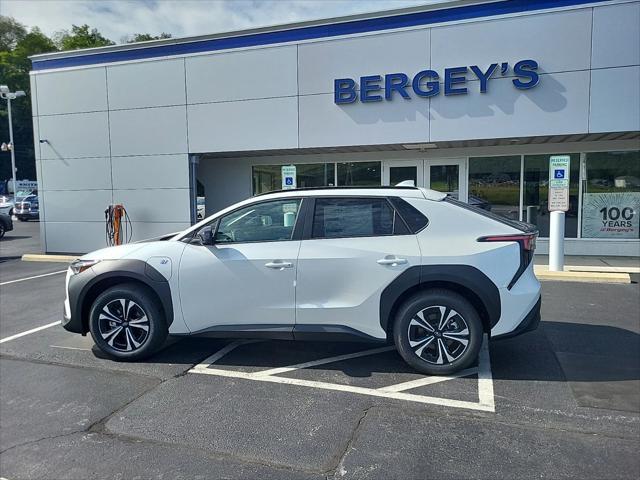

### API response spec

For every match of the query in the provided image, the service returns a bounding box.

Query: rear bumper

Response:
[493,295,541,340]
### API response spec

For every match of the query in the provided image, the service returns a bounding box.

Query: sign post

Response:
[281,165,297,190]
[547,155,570,271]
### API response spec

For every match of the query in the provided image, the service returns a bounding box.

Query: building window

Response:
[252,163,335,195]
[469,156,521,220]
[523,154,580,238]
[581,151,640,239]
[337,162,381,186]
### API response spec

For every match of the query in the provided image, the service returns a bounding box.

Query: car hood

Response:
[79,243,150,261]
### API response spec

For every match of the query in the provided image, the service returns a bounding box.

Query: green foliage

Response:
[126,32,172,43]
[54,24,115,51]
[0,15,27,51]
[0,16,59,180]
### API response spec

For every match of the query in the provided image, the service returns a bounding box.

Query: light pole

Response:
[0,85,26,199]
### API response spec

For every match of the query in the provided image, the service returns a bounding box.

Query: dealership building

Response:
[28,0,639,255]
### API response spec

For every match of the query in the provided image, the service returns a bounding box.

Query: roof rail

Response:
[254,185,420,197]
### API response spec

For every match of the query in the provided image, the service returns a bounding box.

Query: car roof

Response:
[255,186,446,201]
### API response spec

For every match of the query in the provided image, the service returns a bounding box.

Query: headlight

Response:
[70,259,100,275]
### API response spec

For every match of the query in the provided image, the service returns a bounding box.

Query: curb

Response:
[22,254,78,263]
[534,266,630,284]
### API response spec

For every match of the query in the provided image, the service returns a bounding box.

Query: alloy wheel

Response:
[98,298,150,352]
[407,305,470,365]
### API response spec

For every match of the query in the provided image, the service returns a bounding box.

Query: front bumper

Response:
[15,211,39,219]
[493,295,541,340]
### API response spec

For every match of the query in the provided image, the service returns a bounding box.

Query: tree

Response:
[125,32,172,43]
[0,17,57,181]
[0,16,26,51]
[55,24,114,51]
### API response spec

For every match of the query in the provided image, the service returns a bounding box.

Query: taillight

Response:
[478,233,538,289]
[478,233,537,251]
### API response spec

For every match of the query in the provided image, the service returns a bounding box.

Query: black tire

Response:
[393,289,483,375]
[18,217,27,222]
[89,283,167,361]
[0,223,5,238]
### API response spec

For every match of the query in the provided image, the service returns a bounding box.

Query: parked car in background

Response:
[0,212,13,238]
[0,196,13,216]
[14,195,39,221]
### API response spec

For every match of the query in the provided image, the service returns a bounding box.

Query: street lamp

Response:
[0,85,27,200]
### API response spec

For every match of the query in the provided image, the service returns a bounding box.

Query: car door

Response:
[295,196,422,339]
[178,198,303,334]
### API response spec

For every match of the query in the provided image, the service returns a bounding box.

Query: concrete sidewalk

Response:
[534,255,640,273]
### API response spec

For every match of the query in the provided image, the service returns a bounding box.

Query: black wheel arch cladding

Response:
[66,259,173,334]
[380,265,501,334]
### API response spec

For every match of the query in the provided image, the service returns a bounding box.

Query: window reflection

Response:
[469,156,521,219]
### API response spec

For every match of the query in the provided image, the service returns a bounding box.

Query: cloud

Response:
[1,0,442,43]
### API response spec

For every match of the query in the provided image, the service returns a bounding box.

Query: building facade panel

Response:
[187,97,298,152]
[45,222,106,253]
[111,154,190,190]
[39,157,112,191]
[38,112,110,159]
[299,92,430,147]
[185,46,298,103]
[430,8,592,74]
[591,2,640,69]
[109,105,188,157]
[430,71,591,141]
[112,188,190,223]
[298,29,430,95]
[35,67,107,115]
[589,66,640,133]
[107,58,187,110]
[43,189,112,222]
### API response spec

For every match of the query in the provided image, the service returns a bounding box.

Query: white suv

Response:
[63,187,541,375]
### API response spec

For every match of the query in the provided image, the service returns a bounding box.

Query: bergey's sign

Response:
[334,59,539,104]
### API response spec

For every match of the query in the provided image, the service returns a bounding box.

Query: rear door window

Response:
[312,197,395,239]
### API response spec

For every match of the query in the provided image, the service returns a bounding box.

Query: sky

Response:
[1,0,445,43]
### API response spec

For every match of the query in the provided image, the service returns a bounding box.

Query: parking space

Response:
[0,223,638,479]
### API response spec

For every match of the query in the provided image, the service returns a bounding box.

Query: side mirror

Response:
[197,226,213,245]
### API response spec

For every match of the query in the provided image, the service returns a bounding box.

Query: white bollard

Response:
[549,210,565,271]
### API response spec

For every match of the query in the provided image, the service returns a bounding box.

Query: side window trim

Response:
[306,195,402,241]
[388,196,429,234]
[211,197,305,245]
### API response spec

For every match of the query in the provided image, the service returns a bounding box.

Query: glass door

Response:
[425,158,467,202]
[383,160,424,187]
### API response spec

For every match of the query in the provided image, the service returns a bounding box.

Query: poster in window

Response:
[581,192,640,239]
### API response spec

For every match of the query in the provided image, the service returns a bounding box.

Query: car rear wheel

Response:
[0,223,5,238]
[393,289,483,375]
[89,283,167,361]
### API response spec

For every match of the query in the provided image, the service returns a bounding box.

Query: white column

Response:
[549,211,565,271]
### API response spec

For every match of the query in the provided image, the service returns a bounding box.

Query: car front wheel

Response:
[89,283,167,361]
[393,289,483,375]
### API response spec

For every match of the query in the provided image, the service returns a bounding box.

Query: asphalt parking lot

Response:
[1,221,639,479]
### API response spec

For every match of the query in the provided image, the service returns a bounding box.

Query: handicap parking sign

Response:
[554,169,565,179]
[285,177,294,186]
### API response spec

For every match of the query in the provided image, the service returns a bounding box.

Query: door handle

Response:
[265,261,294,270]
[377,256,408,266]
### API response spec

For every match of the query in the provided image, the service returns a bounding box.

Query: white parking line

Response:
[0,270,66,286]
[189,335,495,412]
[252,345,395,377]
[0,321,62,344]
[378,367,479,392]
[191,339,264,369]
